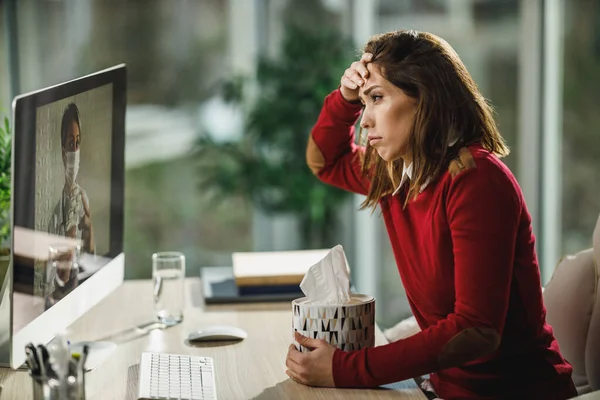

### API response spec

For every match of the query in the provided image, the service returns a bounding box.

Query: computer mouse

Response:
[187,325,248,342]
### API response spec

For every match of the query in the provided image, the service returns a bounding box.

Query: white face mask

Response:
[65,149,80,184]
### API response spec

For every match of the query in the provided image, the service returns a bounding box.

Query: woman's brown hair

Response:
[359,30,509,210]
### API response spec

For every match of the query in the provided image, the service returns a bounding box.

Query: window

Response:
[561,0,600,255]
[2,0,356,280]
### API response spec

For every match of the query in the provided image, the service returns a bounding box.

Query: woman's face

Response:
[62,120,80,168]
[358,63,417,162]
[63,121,81,153]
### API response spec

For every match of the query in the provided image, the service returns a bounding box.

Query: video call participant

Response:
[47,102,95,255]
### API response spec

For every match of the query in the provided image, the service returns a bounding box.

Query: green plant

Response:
[0,116,10,252]
[195,21,355,248]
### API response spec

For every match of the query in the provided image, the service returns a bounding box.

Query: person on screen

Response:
[286,30,577,399]
[48,103,95,255]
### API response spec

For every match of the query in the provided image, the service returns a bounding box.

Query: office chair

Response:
[543,212,600,395]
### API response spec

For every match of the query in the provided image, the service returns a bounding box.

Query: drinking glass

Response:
[47,244,80,289]
[45,244,80,307]
[152,252,185,326]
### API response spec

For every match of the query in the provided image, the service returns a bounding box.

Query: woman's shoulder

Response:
[437,144,525,221]
[446,144,513,178]
[442,143,521,196]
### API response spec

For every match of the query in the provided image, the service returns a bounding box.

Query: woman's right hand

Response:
[340,53,373,103]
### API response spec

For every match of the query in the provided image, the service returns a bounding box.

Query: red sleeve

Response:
[308,89,370,195]
[332,156,523,387]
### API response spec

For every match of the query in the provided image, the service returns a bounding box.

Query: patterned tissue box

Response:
[292,294,375,352]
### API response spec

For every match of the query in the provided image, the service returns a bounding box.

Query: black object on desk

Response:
[200,266,303,304]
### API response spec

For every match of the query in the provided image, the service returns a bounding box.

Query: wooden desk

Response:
[0,278,427,399]
[575,392,600,400]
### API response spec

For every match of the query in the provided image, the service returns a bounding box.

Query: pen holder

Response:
[31,372,86,400]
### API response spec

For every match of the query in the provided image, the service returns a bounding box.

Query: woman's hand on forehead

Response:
[339,53,373,102]
[356,53,373,78]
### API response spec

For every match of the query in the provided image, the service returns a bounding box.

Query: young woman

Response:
[285,30,577,400]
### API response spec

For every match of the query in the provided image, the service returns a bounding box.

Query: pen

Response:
[80,346,89,399]
[82,344,89,371]
[68,357,77,378]
[24,345,39,375]
[72,352,85,399]
[37,345,50,379]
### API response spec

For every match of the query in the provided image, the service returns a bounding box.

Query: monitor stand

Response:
[68,341,117,371]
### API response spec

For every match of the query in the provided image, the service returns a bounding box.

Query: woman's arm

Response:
[332,155,522,387]
[80,190,95,254]
[307,89,370,195]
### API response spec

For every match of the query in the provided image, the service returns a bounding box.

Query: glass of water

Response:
[152,251,185,326]
[47,244,80,288]
[45,243,80,308]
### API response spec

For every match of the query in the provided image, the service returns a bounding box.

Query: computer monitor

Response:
[2,64,127,369]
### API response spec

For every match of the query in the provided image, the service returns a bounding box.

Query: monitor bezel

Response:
[8,64,127,369]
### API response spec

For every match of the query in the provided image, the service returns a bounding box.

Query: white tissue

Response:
[299,244,351,304]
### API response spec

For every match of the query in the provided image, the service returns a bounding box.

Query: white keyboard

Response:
[138,352,217,400]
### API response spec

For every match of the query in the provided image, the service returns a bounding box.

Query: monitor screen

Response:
[11,65,126,336]
[36,85,113,255]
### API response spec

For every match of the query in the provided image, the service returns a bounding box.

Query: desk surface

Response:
[0,278,427,399]
[578,393,600,400]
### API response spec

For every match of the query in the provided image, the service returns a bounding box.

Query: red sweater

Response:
[307,89,577,400]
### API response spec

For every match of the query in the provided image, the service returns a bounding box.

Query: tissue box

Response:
[292,294,375,352]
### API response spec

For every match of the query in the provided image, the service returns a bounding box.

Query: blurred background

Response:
[0,0,598,329]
